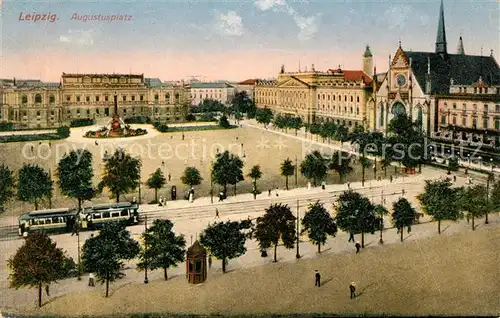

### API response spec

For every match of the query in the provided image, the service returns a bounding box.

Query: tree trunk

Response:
[38,282,42,307]
[223,184,227,196]
[317,243,321,253]
[384,166,387,177]
[485,213,489,224]
[339,173,343,184]
[273,243,278,262]
[253,180,257,199]
[164,267,168,280]
[313,177,317,187]
[116,193,120,203]
[400,228,404,242]
[222,258,226,273]
[285,176,289,190]
[34,198,38,211]
[362,165,365,187]
[472,216,475,231]
[295,129,297,136]
[438,220,441,234]
[233,183,236,196]
[106,272,110,297]
[361,232,365,248]
[78,198,82,212]
[155,189,158,202]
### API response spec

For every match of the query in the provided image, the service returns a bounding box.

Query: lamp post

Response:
[144,215,149,284]
[296,199,300,259]
[486,173,494,224]
[210,162,214,204]
[295,156,298,186]
[77,227,81,280]
[479,156,482,170]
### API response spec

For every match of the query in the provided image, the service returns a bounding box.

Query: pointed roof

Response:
[187,240,206,256]
[435,0,448,55]
[363,45,372,57]
[457,36,465,55]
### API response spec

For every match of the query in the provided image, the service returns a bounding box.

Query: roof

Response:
[187,240,207,256]
[62,73,144,78]
[363,45,373,57]
[190,82,233,89]
[327,69,373,85]
[11,80,61,89]
[404,51,500,95]
[144,78,164,88]
[238,79,257,85]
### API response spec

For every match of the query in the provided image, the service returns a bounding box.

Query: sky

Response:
[0,0,498,82]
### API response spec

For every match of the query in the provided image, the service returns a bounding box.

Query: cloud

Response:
[254,0,319,41]
[215,11,244,36]
[59,29,95,47]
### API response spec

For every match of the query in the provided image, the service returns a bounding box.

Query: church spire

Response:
[457,36,465,55]
[435,0,447,56]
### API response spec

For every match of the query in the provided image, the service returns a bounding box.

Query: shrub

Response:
[57,126,70,138]
[124,116,151,124]
[219,115,231,128]
[0,122,14,131]
[185,113,196,122]
[153,122,169,132]
[70,118,95,127]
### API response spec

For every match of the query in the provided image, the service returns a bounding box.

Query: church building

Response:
[372,0,500,138]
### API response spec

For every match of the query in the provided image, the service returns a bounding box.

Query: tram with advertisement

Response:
[18,202,140,236]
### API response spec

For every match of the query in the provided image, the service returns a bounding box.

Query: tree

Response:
[388,114,424,170]
[491,179,500,212]
[448,156,460,172]
[17,164,53,210]
[417,178,462,234]
[334,190,380,247]
[280,158,295,190]
[0,164,15,213]
[8,231,75,307]
[98,148,141,203]
[231,91,256,118]
[335,125,349,145]
[300,150,328,186]
[200,220,252,273]
[255,107,273,126]
[181,167,203,189]
[56,149,94,212]
[219,115,231,128]
[301,201,337,253]
[329,151,353,184]
[137,219,186,280]
[374,204,389,244]
[392,198,417,242]
[253,203,296,262]
[248,165,262,199]
[146,168,166,202]
[459,185,489,230]
[82,222,139,297]
[212,151,244,196]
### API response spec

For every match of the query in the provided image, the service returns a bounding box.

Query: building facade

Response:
[233,79,257,101]
[372,0,500,138]
[255,50,373,127]
[0,73,189,128]
[189,82,235,107]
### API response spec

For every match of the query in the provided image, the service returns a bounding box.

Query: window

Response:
[462,103,466,111]
[495,120,500,130]
[473,104,477,112]
[122,96,126,102]
[96,96,100,102]
[93,213,101,219]
[66,95,71,102]
[105,96,109,102]
[86,109,90,115]
[131,95,135,101]
[35,94,42,104]
[452,117,457,125]
[484,104,488,113]
[140,95,144,101]
[76,96,81,102]
[175,93,179,101]
[479,88,483,94]
[102,212,110,218]
[120,210,129,217]
[86,96,90,102]
[36,111,41,116]
[453,103,457,109]
[496,105,500,113]
[344,95,347,102]
[444,102,448,108]
[485,88,488,94]
[165,93,170,102]
[357,96,360,103]
[462,117,466,126]
[350,96,353,102]
[473,118,477,129]
[483,118,488,129]
[154,94,159,104]
[474,87,477,94]
[49,95,55,104]
[441,116,446,125]
[111,212,120,218]
[22,95,28,104]
[380,104,384,127]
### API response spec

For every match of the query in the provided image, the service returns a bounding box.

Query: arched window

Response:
[391,102,406,116]
[35,94,42,104]
[22,95,28,104]
[49,95,55,104]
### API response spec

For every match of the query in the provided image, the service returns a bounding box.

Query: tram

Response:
[18,202,140,236]
[18,208,79,236]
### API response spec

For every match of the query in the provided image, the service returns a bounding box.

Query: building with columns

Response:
[0,73,189,128]
[189,82,235,107]
[372,0,499,141]
[255,48,374,127]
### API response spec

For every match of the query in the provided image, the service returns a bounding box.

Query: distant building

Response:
[254,51,373,127]
[373,0,499,140]
[0,73,189,128]
[189,82,235,107]
[233,79,257,101]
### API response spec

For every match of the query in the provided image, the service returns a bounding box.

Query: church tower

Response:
[363,45,373,75]
[435,0,447,56]
[457,36,465,55]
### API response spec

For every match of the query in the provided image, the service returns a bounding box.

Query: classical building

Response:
[0,73,189,128]
[254,50,374,127]
[189,82,235,107]
[372,0,500,138]
[233,79,257,100]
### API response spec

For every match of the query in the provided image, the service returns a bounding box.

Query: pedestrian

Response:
[158,196,164,206]
[390,175,393,183]
[453,175,457,182]
[268,189,271,197]
[208,255,212,268]
[168,173,171,182]
[315,270,321,287]
[348,232,355,243]
[215,208,219,218]
[88,273,95,287]
[219,191,224,202]
[347,182,351,189]
[349,282,356,299]
[275,187,279,197]
[162,161,165,167]
[45,284,50,296]
[355,241,361,254]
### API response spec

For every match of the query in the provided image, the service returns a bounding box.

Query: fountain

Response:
[84,93,147,138]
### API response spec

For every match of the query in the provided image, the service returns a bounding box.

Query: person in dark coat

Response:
[355,241,361,253]
[315,270,321,287]
[45,284,50,296]
[348,232,355,242]
[349,282,356,298]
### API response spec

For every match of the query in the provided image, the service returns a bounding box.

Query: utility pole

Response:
[138,182,142,204]
[296,199,300,259]
[210,165,213,204]
[144,215,148,284]
[77,228,81,280]
[295,156,298,186]
[48,168,52,209]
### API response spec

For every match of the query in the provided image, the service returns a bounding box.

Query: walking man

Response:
[348,232,355,243]
[208,255,213,269]
[168,173,171,182]
[268,189,271,197]
[315,270,321,287]
[215,208,219,218]
[45,284,50,296]
[349,282,356,299]
[88,273,95,287]
[355,241,361,254]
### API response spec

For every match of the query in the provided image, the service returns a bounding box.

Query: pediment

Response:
[278,77,309,88]
[391,47,409,68]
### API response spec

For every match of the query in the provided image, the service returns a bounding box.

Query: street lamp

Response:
[210,163,214,204]
[295,156,298,186]
[296,199,300,259]
[144,215,149,284]
[77,226,81,281]
[485,173,494,225]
